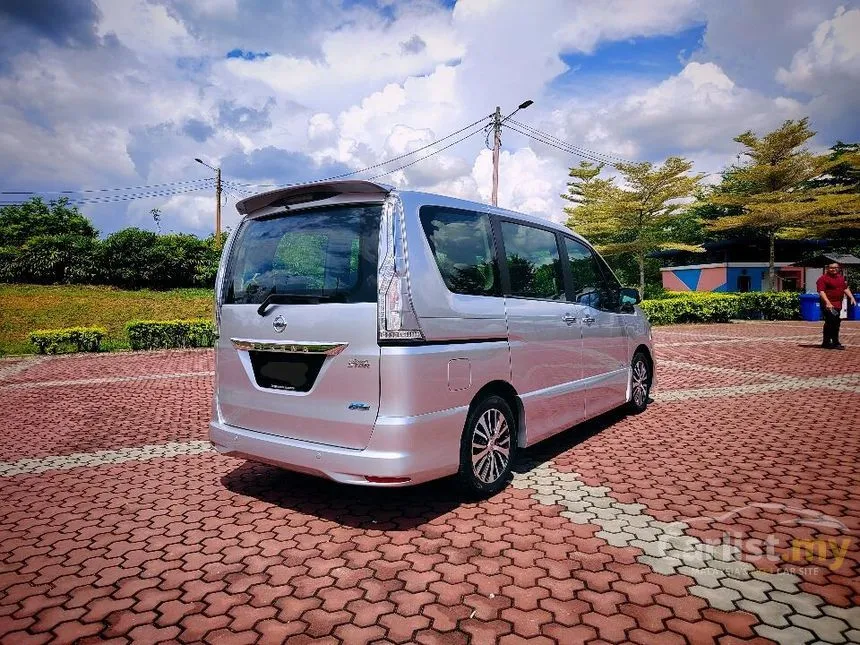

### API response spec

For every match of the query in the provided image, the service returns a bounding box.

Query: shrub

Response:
[0,197,221,290]
[17,234,101,284]
[150,234,220,289]
[96,230,220,290]
[29,326,106,354]
[0,246,23,282]
[640,291,801,325]
[735,291,800,320]
[642,284,668,300]
[126,319,216,351]
[99,228,160,289]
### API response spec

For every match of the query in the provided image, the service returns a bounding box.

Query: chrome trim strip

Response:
[230,338,349,356]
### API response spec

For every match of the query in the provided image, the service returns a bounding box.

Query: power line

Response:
[1,114,495,207]
[221,180,255,196]
[221,180,276,189]
[221,186,247,202]
[68,183,215,205]
[0,177,215,196]
[507,118,630,163]
[504,123,626,168]
[222,114,494,194]
[506,119,633,166]
[0,183,216,207]
[365,122,488,181]
[328,114,493,183]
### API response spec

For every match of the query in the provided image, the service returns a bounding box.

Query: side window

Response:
[420,207,499,296]
[565,237,618,311]
[500,221,565,300]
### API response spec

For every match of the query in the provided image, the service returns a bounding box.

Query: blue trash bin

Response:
[849,293,860,321]
[800,293,821,322]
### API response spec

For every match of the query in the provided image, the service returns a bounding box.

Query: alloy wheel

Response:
[632,358,649,408]
[471,407,511,484]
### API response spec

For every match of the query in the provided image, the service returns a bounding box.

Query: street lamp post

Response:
[194,158,222,246]
[491,100,534,207]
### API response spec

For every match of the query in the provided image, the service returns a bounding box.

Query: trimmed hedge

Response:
[640,292,801,325]
[126,319,217,351]
[29,326,106,354]
[0,228,220,289]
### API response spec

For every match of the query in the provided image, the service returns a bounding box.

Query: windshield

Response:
[223,204,381,305]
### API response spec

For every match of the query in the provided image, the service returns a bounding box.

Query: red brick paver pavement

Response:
[1,322,858,644]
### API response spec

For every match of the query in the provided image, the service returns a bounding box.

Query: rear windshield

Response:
[223,204,381,305]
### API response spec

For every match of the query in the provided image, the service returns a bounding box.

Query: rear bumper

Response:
[209,404,468,487]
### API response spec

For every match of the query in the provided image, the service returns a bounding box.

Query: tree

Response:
[99,228,160,289]
[19,234,100,284]
[707,119,860,291]
[562,159,704,292]
[0,197,98,247]
[151,208,162,234]
[807,141,860,188]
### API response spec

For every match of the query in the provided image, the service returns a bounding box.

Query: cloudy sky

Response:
[1,0,858,236]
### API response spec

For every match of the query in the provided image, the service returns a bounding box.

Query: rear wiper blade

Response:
[257,293,334,316]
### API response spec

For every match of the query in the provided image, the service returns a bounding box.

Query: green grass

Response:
[0,284,214,356]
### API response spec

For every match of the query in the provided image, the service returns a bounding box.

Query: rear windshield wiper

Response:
[257,293,335,316]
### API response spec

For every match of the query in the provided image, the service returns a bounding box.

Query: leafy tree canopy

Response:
[0,197,98,247]
[562,158,704,292]
[707,119,860,290]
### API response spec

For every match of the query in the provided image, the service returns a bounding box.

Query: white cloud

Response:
[222,4,464,110]
[95,0,198,57]
[1,0,858,239]
[472,148,567,222]
[307,113,337,142]
[776,7,860,95]
[616,62,804,153]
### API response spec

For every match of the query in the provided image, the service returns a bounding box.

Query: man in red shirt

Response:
[816,262,856,349]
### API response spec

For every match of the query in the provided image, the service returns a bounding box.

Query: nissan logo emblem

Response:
[272,315,287,333]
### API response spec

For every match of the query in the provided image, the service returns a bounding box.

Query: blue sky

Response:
[0,0,858,236]
[556,25,707,90]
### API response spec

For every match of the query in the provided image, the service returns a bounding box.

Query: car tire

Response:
[627,351,652,414]
[458,395,516,497]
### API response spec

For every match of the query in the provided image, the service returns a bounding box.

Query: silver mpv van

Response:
[210,180,654,495]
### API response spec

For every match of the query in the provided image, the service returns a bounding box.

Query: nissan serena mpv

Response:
[210,180,654,495]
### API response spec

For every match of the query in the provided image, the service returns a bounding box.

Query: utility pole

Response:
[215,166,222,247]
[489,100,533,207]
[491,106,501,207]
[194,157,222,247]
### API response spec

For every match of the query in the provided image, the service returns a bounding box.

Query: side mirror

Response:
[620,287,641,310]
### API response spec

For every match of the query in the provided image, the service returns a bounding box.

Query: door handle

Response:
[562,314,577,325]
[583,315,596,325]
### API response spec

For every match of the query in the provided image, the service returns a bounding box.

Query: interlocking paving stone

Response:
[0,321,857,643]
[0,441,213,476]
[754,623,816,645]
[510,458,859,643]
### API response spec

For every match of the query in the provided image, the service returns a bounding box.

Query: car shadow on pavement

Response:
[221,461,465,530]
[221,404,638,529]
[513,407,628,473]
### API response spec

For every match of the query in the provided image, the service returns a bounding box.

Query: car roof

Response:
[235,179,582,240]
[398,188,577,237]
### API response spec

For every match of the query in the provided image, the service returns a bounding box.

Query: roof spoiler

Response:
[235,180,394,215]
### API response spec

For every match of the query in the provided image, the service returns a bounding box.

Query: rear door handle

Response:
[583,315,596,325]
[562,314,577,325]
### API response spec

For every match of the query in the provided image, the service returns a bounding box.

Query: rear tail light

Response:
[214,226,238,330]
[378,194,424,342]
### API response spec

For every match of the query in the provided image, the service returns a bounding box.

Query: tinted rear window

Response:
[224,205,381,304]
